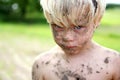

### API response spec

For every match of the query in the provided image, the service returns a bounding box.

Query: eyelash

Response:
[54,25,64,31]
[73,26,82,30]
[52,24,83,31]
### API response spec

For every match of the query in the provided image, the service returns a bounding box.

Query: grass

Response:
[0,23,51,39]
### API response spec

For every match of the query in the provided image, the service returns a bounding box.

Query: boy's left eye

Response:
[74,26,82,30]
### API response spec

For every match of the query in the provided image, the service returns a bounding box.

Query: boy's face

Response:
[51,23,95,55]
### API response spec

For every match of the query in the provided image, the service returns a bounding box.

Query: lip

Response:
[63,45,77,49]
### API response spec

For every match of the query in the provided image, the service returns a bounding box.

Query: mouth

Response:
[61,45,77,49]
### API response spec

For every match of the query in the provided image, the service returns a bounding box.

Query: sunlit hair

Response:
[40,0,106,27]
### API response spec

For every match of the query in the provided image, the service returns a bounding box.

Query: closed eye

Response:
[55,25,63,29]
[52,24,64,31]
[73,26,82,30]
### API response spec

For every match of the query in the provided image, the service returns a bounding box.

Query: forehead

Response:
[50,16,91,28]
[52,21,76,28]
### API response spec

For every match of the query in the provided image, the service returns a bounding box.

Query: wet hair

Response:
[40,0,106,27]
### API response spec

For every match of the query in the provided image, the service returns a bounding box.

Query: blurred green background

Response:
[0,0,120,80]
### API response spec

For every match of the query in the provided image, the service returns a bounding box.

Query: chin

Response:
[62,48,80,55]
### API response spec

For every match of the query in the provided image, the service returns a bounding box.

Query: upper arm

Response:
[113,53,120,80]
[32,60,44,80]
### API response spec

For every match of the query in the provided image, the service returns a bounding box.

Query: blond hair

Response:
[40,0,106,27]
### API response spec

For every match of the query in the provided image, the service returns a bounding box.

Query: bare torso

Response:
[32,44,120,80]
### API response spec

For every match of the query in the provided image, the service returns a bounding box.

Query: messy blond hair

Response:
[40,0,106,27]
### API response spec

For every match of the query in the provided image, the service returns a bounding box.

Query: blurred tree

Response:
[106,4,120,9]
[0,0,11,19]
[0,0,42,21]
[12,0,29,18]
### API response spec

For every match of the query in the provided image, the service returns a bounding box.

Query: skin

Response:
[51,23,95,55]
[32,23,120,80]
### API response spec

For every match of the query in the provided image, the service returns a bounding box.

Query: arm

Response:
[32,59,44,80]
[113,53,120,80]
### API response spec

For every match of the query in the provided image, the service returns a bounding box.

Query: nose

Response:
[62,30,74,42]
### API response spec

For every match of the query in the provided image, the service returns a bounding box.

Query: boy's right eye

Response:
[54,25,64,31]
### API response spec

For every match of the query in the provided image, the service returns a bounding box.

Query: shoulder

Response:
[32,46,61,69]
[101,46,120,58]
[99,46,120,78]
[94,43,120,58]
[107,49,120,79]
[33,46,63,66]
[98,46,120,62]
[32,46,66,80]
[94,43,120,65]
[32,46,63,80]
[32,50,51,80]
[97,46,120,79]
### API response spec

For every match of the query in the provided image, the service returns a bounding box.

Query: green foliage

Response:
[106,4,120,9]
[0,0,41,20]
[93,26,120,52]
[101,9,120,26]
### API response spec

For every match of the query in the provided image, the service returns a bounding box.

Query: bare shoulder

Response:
[97,45,120,62]
[32,50,52,80]
[32,46,63,80]
[94,42,119,58]
[33,46,63,65]
[101,46,120,59]
[99,46,120,79]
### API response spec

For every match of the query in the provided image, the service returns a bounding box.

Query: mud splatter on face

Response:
[51,24,59,37]
[43,76,45,80]
[118,77,120,80]
[92,0,98,13]
[104,57,109,64]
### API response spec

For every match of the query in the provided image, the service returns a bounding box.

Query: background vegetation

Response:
[0,1,120,80]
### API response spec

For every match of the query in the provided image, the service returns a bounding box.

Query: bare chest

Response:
[43,59,113,80]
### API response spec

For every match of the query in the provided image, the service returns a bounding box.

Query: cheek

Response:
[52,30,58,38]
[52,30,63,42]
[77,28,94,43]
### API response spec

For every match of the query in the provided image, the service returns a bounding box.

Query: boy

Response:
[32,0,120,80]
